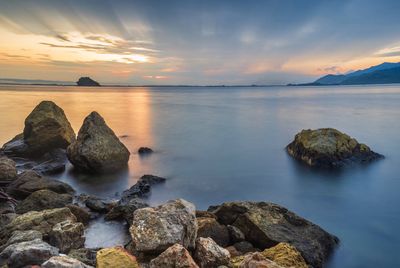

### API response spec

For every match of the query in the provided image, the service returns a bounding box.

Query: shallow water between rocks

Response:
[0,84,399,267]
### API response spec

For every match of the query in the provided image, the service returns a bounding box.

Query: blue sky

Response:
[1,0,400,85]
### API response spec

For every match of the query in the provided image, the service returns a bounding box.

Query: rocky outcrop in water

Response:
[77,77,100,87]
[286,128,383,167]
[67,112,130,173]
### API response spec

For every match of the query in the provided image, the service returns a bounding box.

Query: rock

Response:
[197,217,230,247]
[0,230,42,252]
[225,246,241,258]
[0,157,17,182]
[68,248,98,267]
[228,225,245,243]
[84,195,112,213]
[286,128,383,167]
[196,210,217,219]
[138,147,153,155]
[76,77,100,87]
[209,202,338,268]
[96,247,139,268]
[6,170,74,199]
[149,244,199,268]
[0,207,76,244]
[67,112,130,173]
[120,175,166,203]
[105,198,148,224]
[49,220,85,253]
[2,101,75,157]
[231,252,283,268]
[0,190,16,214]
[0,238,59,267]
[66,205,91,225]
[42,255,93,268]
[129,199,198,253]
[233,241,257,254]
[194,237,230,268]
[0,213,16,229]
[261,243,307,268]
[15,189,73,214]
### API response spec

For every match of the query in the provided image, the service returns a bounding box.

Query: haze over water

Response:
[0,84,399,267]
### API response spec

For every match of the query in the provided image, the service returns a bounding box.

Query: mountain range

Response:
[296,62,400,86]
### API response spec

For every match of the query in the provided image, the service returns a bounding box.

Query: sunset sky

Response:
[1,0,400,85]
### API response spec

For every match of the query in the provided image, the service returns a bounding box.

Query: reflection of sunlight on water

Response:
[84,216,130,248]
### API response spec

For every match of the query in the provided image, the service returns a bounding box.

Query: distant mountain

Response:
[295,62,400,86]
[0,78,73,85]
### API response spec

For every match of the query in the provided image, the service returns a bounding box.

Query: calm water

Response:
[0,84,399,267]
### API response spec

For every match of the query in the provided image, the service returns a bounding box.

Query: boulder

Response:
[68,248,99,267]
[42,255,93,268]
[231,252,283,268]
[0,238,59,267]
[209,202,338,268]
[49,220,85,253]
[129,199,197,253]
[6,170,74,199]
[0,207,76,244]
[105,197,148,224]
[194,237,230,268]
[15,189,72,214]
[262,243,307,268]
[120,174,166,203]
[0,189,16,214]
[286,128,383,167]
[83,195,113,213]
[0,230,42,252]
[149,244,199,268]
[2,101,75,157]
[66,204,91,225]
[197,217,230,247]
[96,247,139,268]
[0,157,17,182]
[67,112,130,173]
[228,225,245,243]
[233,241,258,254]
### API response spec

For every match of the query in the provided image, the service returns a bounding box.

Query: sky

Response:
[1,0,400,85]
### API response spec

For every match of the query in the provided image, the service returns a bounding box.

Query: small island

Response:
[76,77,100,87]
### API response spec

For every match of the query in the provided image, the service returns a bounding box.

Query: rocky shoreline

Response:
[1,100,384,267]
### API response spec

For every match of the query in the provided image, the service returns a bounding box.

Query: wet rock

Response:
[15,189,72,214]
[66,204,91,225]
[42,255,93,268]
[228,225,245,243]
[286,128,383,167]
[0,238,59,267]
[0,156,17,182]
[0,207,76,244]
[6,170,74,199]
[96,247,139,268]
[2,101,75,157]
[49,220,85,253]
[67,111,130,173]
[77,77,100,87]
[231,252,283,268]
[129,199,197,253]
[262,242,307,268]
[194,237,230,268]
[138,147,153,155]
[68,248,98,267]
[197,217,230,247]
[105,197,148,224]
[83,195,113,213]
[120,174,166,203]
[149,243,199,268]
[0,230,42,252]
[209,202,338,268]
[233,241,257,254]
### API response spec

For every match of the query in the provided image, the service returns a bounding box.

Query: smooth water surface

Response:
[0,84,399,267]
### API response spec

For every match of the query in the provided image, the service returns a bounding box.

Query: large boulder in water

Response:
[129,199,198,253]
[286,128,383,167]
[77,77,100,87]
[208,201,338,268]
[2,101,75,157]
[67,112,130,173]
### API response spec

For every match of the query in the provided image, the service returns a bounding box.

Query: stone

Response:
[233,241,257,254]
[0,191,15,214]
[262,243,307,268]
[286,128,383,167]
[196,210,217,219]
[6,170,74,199]
[15,189,72,214]
[129,199,198,253]
[105,198,148,224]
[228,225,245,243]
[2,101,75,157]
[42,255,93,268]
[66,205,91,225]
[225,246,241,258]
[84,195,112,213]
[68,248,98,267]
[120,175,166,203]
[0,230,42,252]
[138,147,153,155]
[194,237,230,268]
[0,207,76,244]
[209,202,338,268]
[76,77,100,87]
[149,244,199,268]
[67,111,130,173]
[197,217,230,247]
[0,213,16,229]
[96,247,139,268]
[231,252,283,268]
[49,220,85,253]
[0,157,17,182]
[0,238,59,267]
